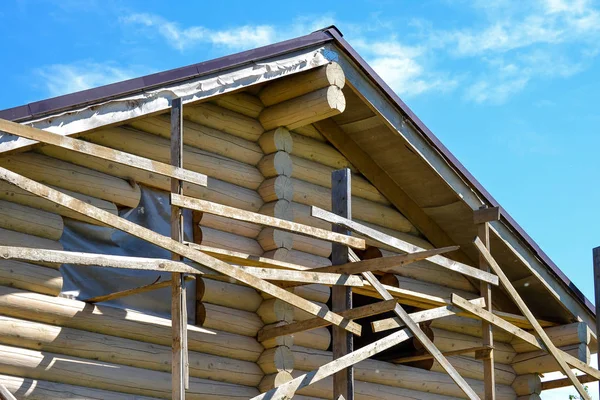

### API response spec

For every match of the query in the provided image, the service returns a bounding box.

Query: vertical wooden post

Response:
[474,206,500,400]
[171,97,188,399]
[331,168,354,400]
[593,246,600,396]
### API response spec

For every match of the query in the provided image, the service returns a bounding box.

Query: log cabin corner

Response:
[0,26,596,400]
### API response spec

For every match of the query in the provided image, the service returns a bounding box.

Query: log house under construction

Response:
[0,26,597,400]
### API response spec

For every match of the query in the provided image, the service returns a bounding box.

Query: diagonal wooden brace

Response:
[0,166,362,337]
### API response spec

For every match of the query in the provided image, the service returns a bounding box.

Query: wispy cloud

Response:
[34,62,151,97]
[121,13,277,51]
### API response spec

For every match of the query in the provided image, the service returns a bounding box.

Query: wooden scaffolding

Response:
[0,102,598,400]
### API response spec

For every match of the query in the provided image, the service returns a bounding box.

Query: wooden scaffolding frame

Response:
[0,106,598,400]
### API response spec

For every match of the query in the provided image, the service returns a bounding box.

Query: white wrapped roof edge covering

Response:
[0,44,339,151]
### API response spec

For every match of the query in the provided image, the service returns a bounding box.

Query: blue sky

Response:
[1,1,599,396]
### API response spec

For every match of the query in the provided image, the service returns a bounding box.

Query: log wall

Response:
[0,66,586,400]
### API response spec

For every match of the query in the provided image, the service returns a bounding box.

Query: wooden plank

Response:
[170,97,187,397]
[371,297,486,333]
[541,374,597,390]
[257,300,397,342]
[84,276,194,304]
[451,293,600,382]
[331,168,353,400]
[0,118,207,187]
[311,206,499,286]
[171,193,365,250]
[476,214,495,399]
[311,245,459,274]
[0,167,362,336]
[473,206,500,224]
[238,267,363,286]
[392,346,491,364]
[0,246,209,274]
[357,259,480,400]
[594,246,600,396]
[0,383,16,400]
[463,237,590,400]
[251,328,413,400]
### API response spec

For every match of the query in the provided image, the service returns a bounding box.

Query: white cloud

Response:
[121,13,277,51]
[34,62,149,97]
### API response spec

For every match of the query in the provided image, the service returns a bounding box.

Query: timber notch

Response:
[0,25,596,400]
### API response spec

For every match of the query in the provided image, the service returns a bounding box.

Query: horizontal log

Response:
[290,155,389,205]
[293,179,417,233]
[511,374,541,396]
[429,355,517,386]
[258,151,293,178]
[512,322,590,353]
[0,199,63,240]
[293,301,329,322]
[291,347,517,400]
[0,286,264,362]
[197,212,262,238]
[197,278,262,312]
[263,248,332,269]
[0,260,62,296]
[294,327,331,351]
[257,298,294,324]
[259,86,346,131]
[292,284,330,303]
[173,194,365,249]
[184,103,264,141]
[212,91,264,118]
[0,152,140,208]
[289,131,353,171]
[130,115,263,165]
[0,118,207,188]
[430,327,517,364]
[258,347,294,374]
[290,233,331,258]
[259,200,294,221]
[430,314,515,343]
[0,344,259,399]
[0,181,118,226]
[292,125,326,142]
[0,315,263,387]
[197,226,263,256]
[197,302,263,337]
[258,371,293,393]
[258,175,293,202]
[38,141,263,212]
[259,63,345,107]
[258,227,292,250]
[0,373,162,400]
[512,343,589,374]
[258,128,293,155]
[82,127,263,190]
[259,323,294,349]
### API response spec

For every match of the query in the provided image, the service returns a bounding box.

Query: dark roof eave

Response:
[0,25,593,317]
